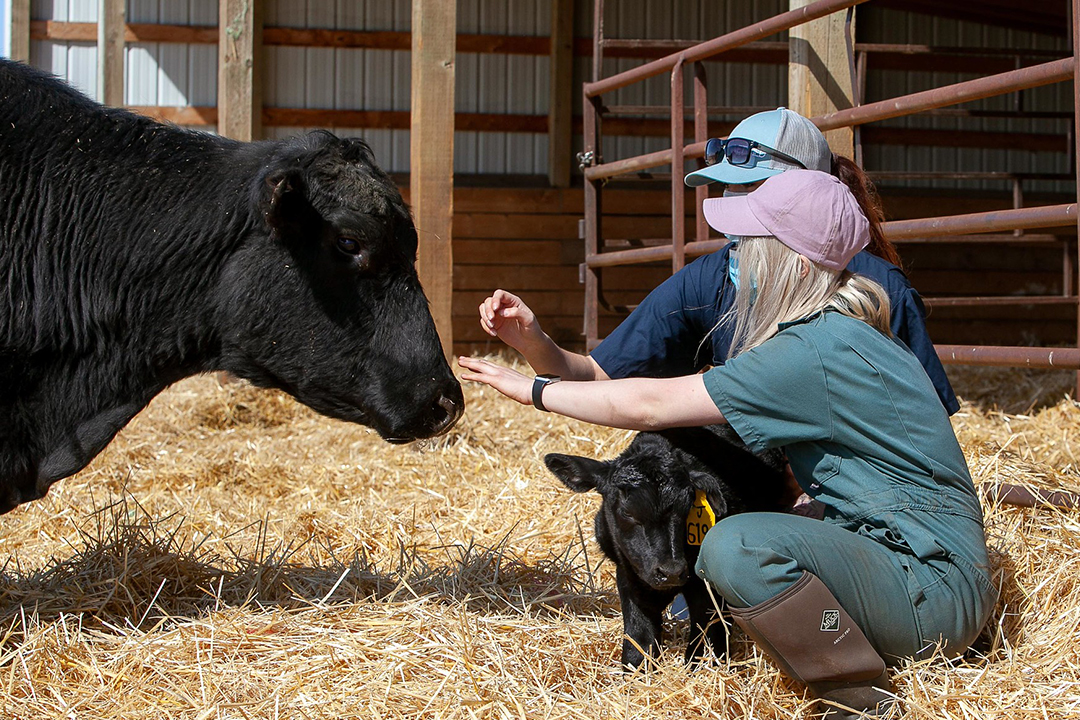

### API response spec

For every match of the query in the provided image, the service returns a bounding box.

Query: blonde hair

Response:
[721,236,891,357]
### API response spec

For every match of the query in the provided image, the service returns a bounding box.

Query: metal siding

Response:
[506,0,543,176]
[19,1,1073,186]
[601,0,788,169]
[455,0,480,174]
[862,6,1072,195]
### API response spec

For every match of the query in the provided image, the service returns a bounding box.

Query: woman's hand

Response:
[478,290,542,351]
[458,356,534,406]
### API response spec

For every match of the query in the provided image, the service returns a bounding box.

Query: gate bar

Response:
[817,57,1073,131]
[585,204,1077,268]
[584,0,868,98]
[936,346,1080,369]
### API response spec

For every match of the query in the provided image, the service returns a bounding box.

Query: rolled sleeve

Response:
[702,331,832,453]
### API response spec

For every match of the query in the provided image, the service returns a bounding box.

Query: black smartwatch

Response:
[532,374,561,412]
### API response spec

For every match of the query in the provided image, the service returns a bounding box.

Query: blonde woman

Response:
[460,170,995,719]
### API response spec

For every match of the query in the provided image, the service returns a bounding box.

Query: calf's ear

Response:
[261,167,308,233]
[689,471,729,518]
[544,453,606,493]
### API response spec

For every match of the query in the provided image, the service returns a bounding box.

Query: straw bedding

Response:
[1,359,1078,719]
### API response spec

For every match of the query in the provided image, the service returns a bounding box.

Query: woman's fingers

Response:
[478,291,523,337]
[478,302,497,335]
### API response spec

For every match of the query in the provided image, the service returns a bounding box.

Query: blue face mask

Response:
[727,237,758,303]
[727,237,742,290]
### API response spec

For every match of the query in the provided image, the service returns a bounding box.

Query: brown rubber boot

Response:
[728,571,898,719]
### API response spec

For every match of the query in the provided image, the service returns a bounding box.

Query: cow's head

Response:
[545,434,730,591]
[216,131,462,443]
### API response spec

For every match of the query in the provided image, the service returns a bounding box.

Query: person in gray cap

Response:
[462,170,995,720]
[685,105,834,186]
[477,107,957,421]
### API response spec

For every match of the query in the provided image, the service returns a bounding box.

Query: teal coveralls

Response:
[696,310,997,663]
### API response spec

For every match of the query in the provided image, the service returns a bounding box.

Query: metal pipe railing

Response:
[1072,0,1080,385]
[585,204,1077,268]
[816,57,1073,131]
[585,56,1071,182]
[583,0,868,98]
[582,0,1080,379]
[883,204,1076,239]
[936,346,1080,370]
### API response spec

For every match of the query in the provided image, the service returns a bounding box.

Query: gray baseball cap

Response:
[684,108,832,187]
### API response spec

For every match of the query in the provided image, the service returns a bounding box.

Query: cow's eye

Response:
[336,236,362,256]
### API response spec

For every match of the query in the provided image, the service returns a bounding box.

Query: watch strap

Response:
[532,374,560,412]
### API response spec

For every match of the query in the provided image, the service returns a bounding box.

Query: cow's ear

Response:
[689,471,729,519]
[544,453,605,493]
[262,168,307,232]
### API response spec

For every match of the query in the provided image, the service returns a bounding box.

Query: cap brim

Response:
[683,159,785,187]
[702,196,772,236]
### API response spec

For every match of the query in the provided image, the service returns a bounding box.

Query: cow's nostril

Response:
[432,393,463,434]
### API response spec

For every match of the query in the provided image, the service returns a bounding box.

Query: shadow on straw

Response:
[0,496,618,652]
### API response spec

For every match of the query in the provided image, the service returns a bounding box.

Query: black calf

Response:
[545,424,788,669]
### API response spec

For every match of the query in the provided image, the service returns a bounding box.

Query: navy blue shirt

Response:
[590,246,960,415]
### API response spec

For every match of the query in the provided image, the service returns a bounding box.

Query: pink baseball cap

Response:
[702,169,870,271]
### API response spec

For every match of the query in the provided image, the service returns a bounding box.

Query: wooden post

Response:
[1072,0,1080,397]
[548,0,574,188]
[788,0,855,157]
[97,0,125,107]
[410,0,456,358]
[9,0,30,63]
[218,0,263,141]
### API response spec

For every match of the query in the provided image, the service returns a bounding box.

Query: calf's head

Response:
[545,434,729,591]
[217,131,462,442]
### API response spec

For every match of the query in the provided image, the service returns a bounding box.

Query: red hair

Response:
[831,154,902,268]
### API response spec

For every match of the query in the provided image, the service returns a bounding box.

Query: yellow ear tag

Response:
[686,489,717,546]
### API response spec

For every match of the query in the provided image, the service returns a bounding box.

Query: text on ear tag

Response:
[686,489,717,546]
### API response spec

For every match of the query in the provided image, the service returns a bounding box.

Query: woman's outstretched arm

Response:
[457,356,724,431]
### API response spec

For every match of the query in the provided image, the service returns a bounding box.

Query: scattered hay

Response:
[1,360,1078,719]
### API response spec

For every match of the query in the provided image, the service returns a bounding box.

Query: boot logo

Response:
[820,609,841,632]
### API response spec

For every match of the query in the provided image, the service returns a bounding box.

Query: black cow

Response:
[545,424,788,669]
[0,59,463,513]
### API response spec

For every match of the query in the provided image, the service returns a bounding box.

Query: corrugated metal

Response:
[456,0,548,176]
[31,0,100,99]
[264,0,414,173]
[861,7,1072,195]
[19,1,1075,188]
[30,0,217,127]
[594,0,788,167]
[126,0,217,132]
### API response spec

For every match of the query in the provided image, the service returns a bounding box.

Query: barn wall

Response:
[438,186,675,356]
[442,185,1077,357]
[23,1,1073,188]
[29,0,219,130]
[16,2,1077,354]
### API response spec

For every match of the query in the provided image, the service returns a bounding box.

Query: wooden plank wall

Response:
[396,186,675,357]
[397,185,1077,357]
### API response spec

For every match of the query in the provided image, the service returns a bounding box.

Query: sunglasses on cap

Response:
[703,137,807,169]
